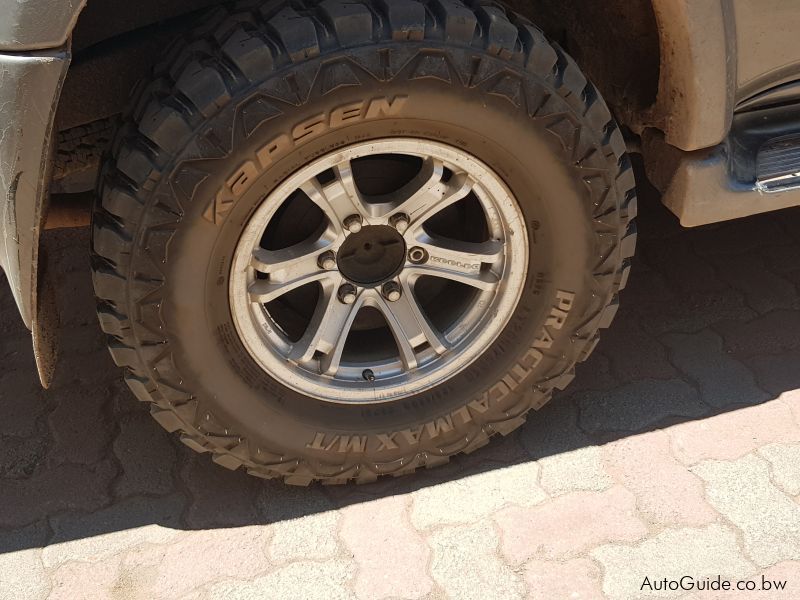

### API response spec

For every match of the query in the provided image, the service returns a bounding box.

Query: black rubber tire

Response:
[91,0,637,484]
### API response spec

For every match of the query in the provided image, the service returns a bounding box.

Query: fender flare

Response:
[0,0,85,385]
[637,0,737,151]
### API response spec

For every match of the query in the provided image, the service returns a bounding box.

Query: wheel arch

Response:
[512,0,735,152]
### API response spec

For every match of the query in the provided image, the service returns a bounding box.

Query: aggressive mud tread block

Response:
[516,22,557,75]
[374,0,425,40]
[429,0,477,44]
[221,27,275,82]
[138,105,194,154]
[115,146,157,186]
[266,7,321,61]
[475,4,518,57]
[318,0,374,47]
[175,62,233,117]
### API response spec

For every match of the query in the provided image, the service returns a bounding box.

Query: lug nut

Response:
[343,214,363,233]
[382,281,402,302]
[389,213,410,233]
[318,250,336,270]
[407,246,429,264]
[338,283,357,305]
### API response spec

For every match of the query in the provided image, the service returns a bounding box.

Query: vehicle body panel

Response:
[637,0,735,151]
[0,0,85,50]
[734,0,800,102]
[0,48,70,328]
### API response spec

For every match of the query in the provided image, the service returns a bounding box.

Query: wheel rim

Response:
[229,139,528,404]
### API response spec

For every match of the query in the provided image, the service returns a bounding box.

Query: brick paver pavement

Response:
[2,183,800,599]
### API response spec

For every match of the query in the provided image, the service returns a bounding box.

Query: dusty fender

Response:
[0,0,84,385]
[0,49,69,385]
[0,50,68,327]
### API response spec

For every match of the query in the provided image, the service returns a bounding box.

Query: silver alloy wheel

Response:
[229,139,528,403]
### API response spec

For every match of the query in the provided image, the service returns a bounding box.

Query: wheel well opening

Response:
[507,0,660,118]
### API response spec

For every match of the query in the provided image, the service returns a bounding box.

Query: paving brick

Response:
[42,494,185,567]
[524,558,605,600]
[261,485,340,563]
[777,207,800,235]
[496,485,648,563]
[592,524,756,600]
[745,351,800,396]
[600,313,678,381]
[578,379,707,434]
[410,461,546,530]
[569,351,619,394]
[49,342,116,389]
[538,446,613,496]
[784,389,800,427]
[429,522,525,600]
[758,443,800,496]
[519,399,583,458]
[621,268,755,336]
[662,330,769,408]
[120,527,273,599]
[619,267,675,312]
[714,311,800,358]
[340,496,433,600]
[459,429,528,465]
[0,370,46,437]
[204,559,356,600]
[640,240,726,294]
[113,412,177,498]
[708,254,799,314]
[691,216,793,257]
[519,400,613,495]
[692,454,800,567]
[643,289,757,336]
[179,453,261,529]
[0,522,50,600]
[47,384,113,465]
[669,401,800,465]
[49,557,122,600]
[781,266,800,291]
[602,431,717,526]
[0,461,116,528]
[0,434,47,479]
[758,242,800,274]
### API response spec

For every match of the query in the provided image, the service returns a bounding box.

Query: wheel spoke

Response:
[318,293,364,376]
[300,159,367,228]
[248,272,331,303]
[374,287,447,370]
[289,279,358,368]
[415,234,504,272]
[405,263,500,291]
[250,239,330,275]
[247,238,336,303]
[385,157,474,228]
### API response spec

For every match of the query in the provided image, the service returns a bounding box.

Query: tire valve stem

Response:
[362,369,375,382]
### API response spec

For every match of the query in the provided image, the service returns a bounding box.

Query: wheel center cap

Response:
[337,225,406,286]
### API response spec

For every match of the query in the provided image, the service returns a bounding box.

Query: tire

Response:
[91,0,637,484]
